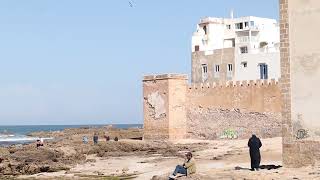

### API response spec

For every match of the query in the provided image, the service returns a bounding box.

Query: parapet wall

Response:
[143,74,188,140]
[187,79,281,113]
[143,74,282,140]
[186,79,282,139]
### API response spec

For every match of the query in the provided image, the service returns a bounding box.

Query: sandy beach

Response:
[0,127,319,180]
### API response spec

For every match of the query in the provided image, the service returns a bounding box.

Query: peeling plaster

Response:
[147,91,166,119]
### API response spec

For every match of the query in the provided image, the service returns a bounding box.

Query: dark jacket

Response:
[248,135,262,169]
[248,135,262,153]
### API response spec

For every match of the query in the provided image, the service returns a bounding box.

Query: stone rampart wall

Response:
[186,79,282,139]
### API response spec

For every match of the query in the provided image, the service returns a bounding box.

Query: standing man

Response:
[248,134,262,171]
[93,133,99,145]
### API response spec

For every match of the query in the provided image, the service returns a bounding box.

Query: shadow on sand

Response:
[235,165,282,171]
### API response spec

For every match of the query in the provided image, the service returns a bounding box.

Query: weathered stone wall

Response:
[143,74,187,140]
[143,74,282,140]
[143,76,169,140]
[186,80,282,139]
[187,107,281,140]
[281,0,320,167]
[191,48,235,83]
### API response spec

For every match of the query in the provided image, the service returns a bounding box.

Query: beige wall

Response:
[143,76,169,140]
[168,79,187,139]
[192,48,235,83]
[143,74,282,140]
[143,74,188,140]
[187,80,282,139]
[289,0,320,134]
[188,80,281,113]
[281,0,320,167]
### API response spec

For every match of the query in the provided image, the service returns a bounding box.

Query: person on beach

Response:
[82,136,88,144]
[36,138,43,148]
[93,133,99,145]
[114,136,118,141]
[248,134,262,171]
[40,137,44,146]
[169,152,196,179]
[104,132,110,141]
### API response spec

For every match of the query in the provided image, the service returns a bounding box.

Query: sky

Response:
[0,0,279,125]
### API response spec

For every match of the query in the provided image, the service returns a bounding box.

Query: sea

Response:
[0,124,142,147]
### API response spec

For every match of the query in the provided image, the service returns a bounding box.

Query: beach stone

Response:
[22,164,40,174]
[0,148,10,157]
[0,163,12,175]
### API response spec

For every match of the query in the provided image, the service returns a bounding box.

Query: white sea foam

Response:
[0,135,53,142]
[0,134,15,138]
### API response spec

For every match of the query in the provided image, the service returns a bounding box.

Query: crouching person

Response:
[169,152,196,179]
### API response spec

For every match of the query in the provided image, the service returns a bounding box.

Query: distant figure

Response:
[248,134,262,171]
[36,139,43,148]
[93,133,99,145]
[40,137,44,146]
[104,135,110,141]
[114,137,119,141]
[104,131,110,141]
[82,136,88,144]
[169,152,196,179]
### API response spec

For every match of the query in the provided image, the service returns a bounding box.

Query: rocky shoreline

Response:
[0,126,208,179]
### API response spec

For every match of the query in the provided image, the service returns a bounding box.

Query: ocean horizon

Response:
[0,124,143,146]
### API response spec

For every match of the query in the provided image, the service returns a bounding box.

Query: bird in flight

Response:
[129,0,135,8]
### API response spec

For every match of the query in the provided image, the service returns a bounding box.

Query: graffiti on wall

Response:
[220,129,238,139]
[296,129,309,140]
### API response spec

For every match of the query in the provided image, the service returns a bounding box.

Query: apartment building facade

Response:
[191,15,280,83]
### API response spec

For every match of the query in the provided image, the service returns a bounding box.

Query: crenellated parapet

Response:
[187,78,281,113]
[188,79,279,90]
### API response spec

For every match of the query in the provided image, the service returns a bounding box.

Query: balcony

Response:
[237,36,258,43]
[235,26,260,32]
[245,47,280,54]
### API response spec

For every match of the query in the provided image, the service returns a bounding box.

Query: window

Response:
[235,23,243,29]
[203,25,207,35]
[227,64,233,72]
[241,62,248,68]
[245,22,249,28]
[240,46,248,54]
[259,63,268,79]
[202,64,208,73]
[250,21,255,27]
[226,24,231,29]
[202,64,208,82]
[215,65,220,72]
[214,65,220,78]
[195,45,200,52]
[227,64,233,80]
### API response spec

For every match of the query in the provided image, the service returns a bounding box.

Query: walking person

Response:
[248,134,262,171]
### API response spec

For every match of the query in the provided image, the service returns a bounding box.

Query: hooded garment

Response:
[248,135,262,169]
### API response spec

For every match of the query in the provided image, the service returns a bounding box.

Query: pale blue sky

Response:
[0,0,279,125]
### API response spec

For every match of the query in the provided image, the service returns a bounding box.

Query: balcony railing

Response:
[235,26,260,31]
[237,36,258,43]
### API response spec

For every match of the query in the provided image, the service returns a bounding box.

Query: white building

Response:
[191,14,280,82]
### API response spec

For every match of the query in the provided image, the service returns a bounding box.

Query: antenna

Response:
[230,9,234,19]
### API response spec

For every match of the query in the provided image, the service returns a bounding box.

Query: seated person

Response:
[169,152,196,179]
[36,139,42,148]
[40,137,44,146]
